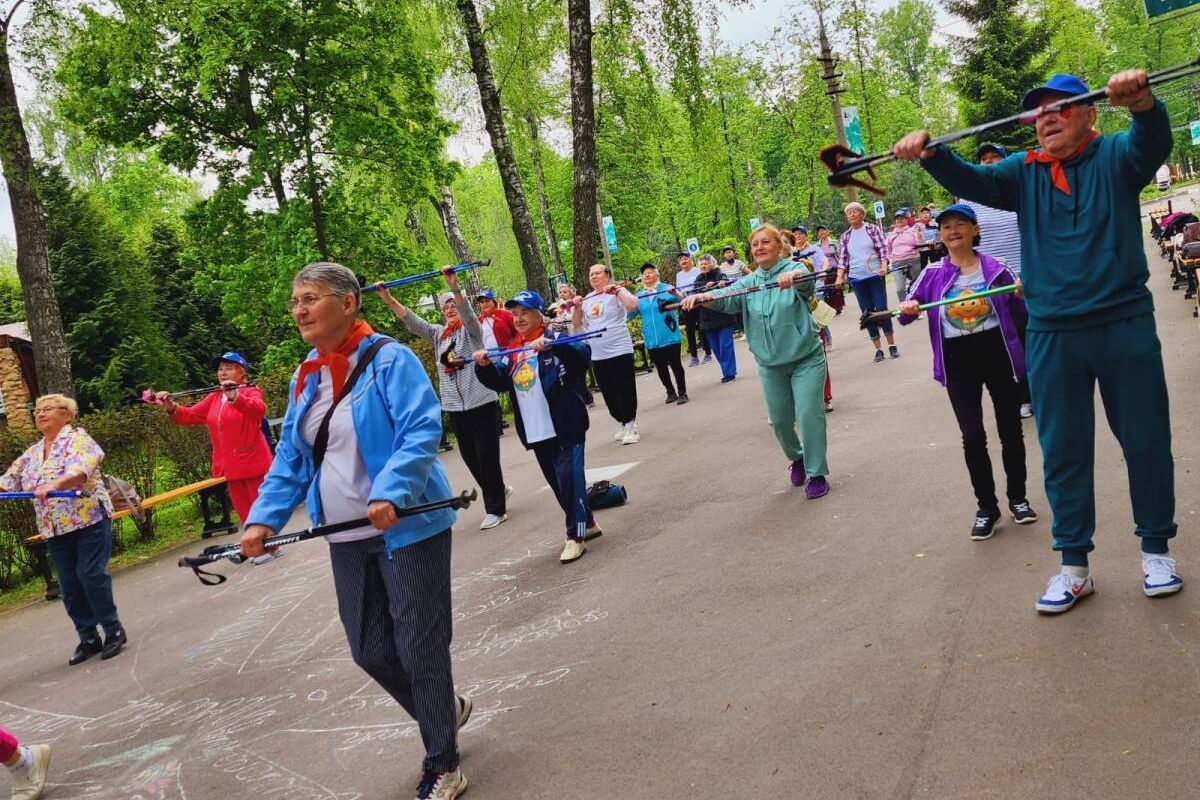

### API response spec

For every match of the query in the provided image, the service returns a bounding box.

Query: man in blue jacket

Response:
[473,290,600,564]
[893,69,1181,614]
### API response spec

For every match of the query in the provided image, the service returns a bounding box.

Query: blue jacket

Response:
[900,252,1026,386]
[474,332,592,448]
[632,284,682,349]
[245,333,456,552]
[922,101,1172,331]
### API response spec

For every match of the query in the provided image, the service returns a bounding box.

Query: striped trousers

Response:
[329,529,459,772]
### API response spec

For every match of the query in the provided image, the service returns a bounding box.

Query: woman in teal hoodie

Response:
[684,224,830,498]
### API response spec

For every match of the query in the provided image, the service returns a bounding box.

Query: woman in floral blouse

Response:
[0,394,126,666]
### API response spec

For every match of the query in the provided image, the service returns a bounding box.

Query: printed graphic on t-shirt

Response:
[944,286,994,332]
[512,357,538,393]
[587,300,605,319]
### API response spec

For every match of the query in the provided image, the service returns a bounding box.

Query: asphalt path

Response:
[3,213,1200,799]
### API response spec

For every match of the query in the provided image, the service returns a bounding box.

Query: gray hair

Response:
[293,261,361,312]
[35,393,77,419]
[844,202,866,215]
[698,254,717,268]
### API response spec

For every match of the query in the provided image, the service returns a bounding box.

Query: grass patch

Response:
[0,500,219,616]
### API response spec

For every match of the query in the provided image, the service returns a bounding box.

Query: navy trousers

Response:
[851,276,893,339]
[46,518,120,640]
[329,530,459,772]
[533,438,590,540]
[704,326,737,380]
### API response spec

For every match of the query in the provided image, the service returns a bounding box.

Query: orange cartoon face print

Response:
[511,356,539,394]
[944,286,994,333]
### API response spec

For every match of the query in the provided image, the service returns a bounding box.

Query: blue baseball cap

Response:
[505,290,546,314]
[791,225,808,234]
[935,203,978,225]
[210,352,249,370]
[476,289,496,301]
[1022,73,1092,111]
[895,207,910,218]
[976,143,1009,161]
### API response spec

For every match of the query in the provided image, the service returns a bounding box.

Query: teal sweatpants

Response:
[757,353,829,477]
[1025,313,1176,566]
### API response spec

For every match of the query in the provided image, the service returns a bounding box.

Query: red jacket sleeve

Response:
[169,390,218,426]
[493,309,517,347]
[228,386,267,419]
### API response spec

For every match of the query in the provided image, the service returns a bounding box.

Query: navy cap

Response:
[722,244,735,252]
[935,203,978,225]
[476,289,496,301]
[895,207,910,218]
[1022,73,1092,111]
[505,290,546,313]
[791,225,808,234]
[815,224,829,232]
[210,352,249,370]
[640,262,658,272]
[976,143,1009,161]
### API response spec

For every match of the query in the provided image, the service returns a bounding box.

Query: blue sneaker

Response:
[1143,555,1183,597]
[1036,571,1094,614]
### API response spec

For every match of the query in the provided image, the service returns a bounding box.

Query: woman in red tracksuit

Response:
[157,352,273,523]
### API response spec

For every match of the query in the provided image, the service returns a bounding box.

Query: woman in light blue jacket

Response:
[240,262,469,800]
[633,262,688,405]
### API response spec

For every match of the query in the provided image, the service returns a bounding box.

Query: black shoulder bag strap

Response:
[311,337,392,473]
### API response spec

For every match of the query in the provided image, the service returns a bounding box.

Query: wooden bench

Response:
[1180,256,1200,317]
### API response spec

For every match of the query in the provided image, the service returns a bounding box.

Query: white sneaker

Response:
[1143,554,1183,597]
[1035,570,1094,614]
[585,523,603,540]
[479,513,507,530]
[504,484,513,499]
[824,400,834,413]
[455,694,473,730]
[613,428,626,441]
[1020,403,1033,418]
[621,427,640,444]
[251,551,282,565]
[415,768,467,800]
[560,539,587,563]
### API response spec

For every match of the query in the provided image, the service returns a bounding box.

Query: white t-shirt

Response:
[846,227,881,281]
[675,267,701,292]
[579,290,635,361]
[940,268,1000,339]
[509,352,555,443]
[300,356,379,543]
[480,317,499,351]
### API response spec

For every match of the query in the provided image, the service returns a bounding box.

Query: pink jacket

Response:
[170,387,273,481]
[886,226,923,262]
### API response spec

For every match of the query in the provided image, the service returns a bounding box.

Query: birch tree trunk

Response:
[524,112,563,278]
[568,0,599,291]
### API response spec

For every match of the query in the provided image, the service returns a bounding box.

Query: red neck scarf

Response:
[439,318,463,342]
[294,319,375,401]
[1024,130,1098,196]
[518,325,546,345]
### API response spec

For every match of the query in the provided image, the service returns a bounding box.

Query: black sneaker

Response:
[100,625,128,660]
[1009,500,1039,524]
[69,637,103,666]
[970,510,1001,541]
[675,392,689,406]
[665,393,678,404]
[873,349,885,363]
[889,345,900,359]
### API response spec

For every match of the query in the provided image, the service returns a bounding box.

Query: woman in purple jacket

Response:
[899,204,1038,541]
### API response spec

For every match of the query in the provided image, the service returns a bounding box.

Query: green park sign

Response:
[1144,0,1200,18]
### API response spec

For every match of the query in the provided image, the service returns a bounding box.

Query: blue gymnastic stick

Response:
[369,260,491,291]
[0,490,84,500]
[485,330,607,360]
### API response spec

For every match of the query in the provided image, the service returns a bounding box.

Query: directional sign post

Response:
[749,217,761,232]
[685,237,700,256]
[873,200,885,222]
[1191,120,1200,146]
[602,216,618,254]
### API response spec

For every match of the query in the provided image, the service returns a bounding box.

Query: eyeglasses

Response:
[34,406,68,416]
[286,293,337,313]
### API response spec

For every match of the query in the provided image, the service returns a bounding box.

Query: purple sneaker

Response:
[789,459,806,487]
[805,476,830,500]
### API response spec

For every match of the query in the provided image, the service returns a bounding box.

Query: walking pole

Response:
[141,383,256,405]
[0,490,84,500]
[661,267,903,311]
[178,489,477,585]
[858,283,1019,329]
[821,52,1200,195]
[483,330,607,360]
[369,260,491,291]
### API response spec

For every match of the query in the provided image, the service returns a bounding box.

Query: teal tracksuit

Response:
[922,101,1175,563]
[710,258,828,476]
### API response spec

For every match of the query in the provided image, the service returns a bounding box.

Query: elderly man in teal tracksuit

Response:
[894,69,1180,614]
